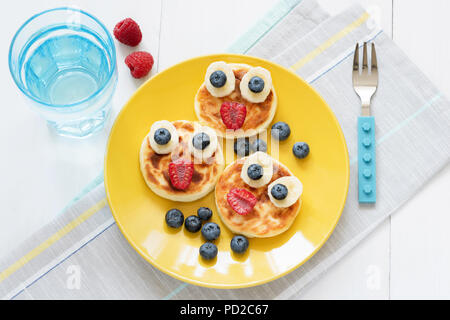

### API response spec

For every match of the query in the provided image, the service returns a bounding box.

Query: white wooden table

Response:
[0,0,449,299]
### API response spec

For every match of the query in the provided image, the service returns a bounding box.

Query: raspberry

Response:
[125,51,154,79]
[113,18,142,47]
[220,102,247,130]
[168,158,194,190]
[227,188,257,215]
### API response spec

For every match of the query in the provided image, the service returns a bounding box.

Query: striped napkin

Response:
[1,0,449,299]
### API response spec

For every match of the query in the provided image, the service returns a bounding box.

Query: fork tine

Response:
[371,43,377,70]
[362,42,368,70]
[353,43,359,71]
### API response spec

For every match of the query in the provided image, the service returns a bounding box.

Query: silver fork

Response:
[353,42,378,116]
[352,42,377,203]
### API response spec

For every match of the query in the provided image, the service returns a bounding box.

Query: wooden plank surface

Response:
[1,0,449,299]
[157,0,394,300]
[390,0,450,299]
[299,0,393,299]
[158,0,278,70]
[0,0,163,254]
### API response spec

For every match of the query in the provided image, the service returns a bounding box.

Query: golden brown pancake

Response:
[140,120,224,202]
[215,157,301,238]
[195,63,277,139]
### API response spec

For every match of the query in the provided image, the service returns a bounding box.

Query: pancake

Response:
[195,63,277,139]
[215,156,301,238]
[140,120,224,202]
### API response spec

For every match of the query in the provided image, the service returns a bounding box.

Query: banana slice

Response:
[268,176,303,208]
[189,123,218,161]
[148,120,179,155]
[241,152,273,188]
[240,66,272,103]
[205,61,235,97]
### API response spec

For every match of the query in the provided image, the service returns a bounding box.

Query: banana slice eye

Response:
[268,176,303,208]
[189,123,218,161]
[205,62,235,97]
[148,120,179,155]
[240,67,272,103]
[241,152,273,188]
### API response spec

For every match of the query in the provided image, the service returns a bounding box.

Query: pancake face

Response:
[195,63,277,138]
[140,120,224,202]
[215,155,301,238]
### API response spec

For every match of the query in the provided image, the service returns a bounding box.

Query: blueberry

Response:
[293,142,310,159]
[251,139,267,153]
[271,122,291,141]
[230,235,249,254]
[234,138,250,157]
[192,132,210,150]
[271,183,288,200]
[248,76,265,93]
[201,222,221,241]
[197,207,213,221]
[199,242,218,260]
[154,128,171,145]
[209,70,227,88]
[247,164,263,180]
[165,209,184,228]
[185,215,202,233]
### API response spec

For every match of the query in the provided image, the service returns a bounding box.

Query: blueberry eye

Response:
[271,183,288,200]
[154,128,171,145]
[248,76,265,93]
[192,132,211,150]
[240,152,274,188]
[209,70,227,88]
[247,164,263,180]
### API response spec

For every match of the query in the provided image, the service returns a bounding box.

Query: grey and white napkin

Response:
[1,0,449,299]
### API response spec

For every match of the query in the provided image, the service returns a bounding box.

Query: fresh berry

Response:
[271,122,291,141]
[154,128,171,145]
[227,188,257,215]
[230,235,249,254]
[248,76,265,93]
[199,242,218,260]
[251,139,267,153]
[201,222,221,241]
[247,164,263,180]
[113,18,142,46]
[185,215,202,233]
[234,138,250,157]
[168,158,194,190]
[220,102,247,130]
[192,132,210,150]
[271,183,288,200]
[125,51,154,79]
[293,142,310,159]
[210,70,227,88]
[197,207,213,221]
[165,209,184,228]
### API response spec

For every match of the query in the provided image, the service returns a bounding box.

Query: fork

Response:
[352,42,377,203]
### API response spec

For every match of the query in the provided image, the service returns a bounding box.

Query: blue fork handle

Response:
[358,116,376,203]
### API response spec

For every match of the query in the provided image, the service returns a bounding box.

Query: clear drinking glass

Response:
[9,7,117,138]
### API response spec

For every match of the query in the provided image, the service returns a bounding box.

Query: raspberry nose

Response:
[220,101,247,130]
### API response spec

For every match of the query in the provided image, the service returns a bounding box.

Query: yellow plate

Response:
[105,54,349,289]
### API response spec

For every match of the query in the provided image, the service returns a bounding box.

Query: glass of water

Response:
[9,7,117,138]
